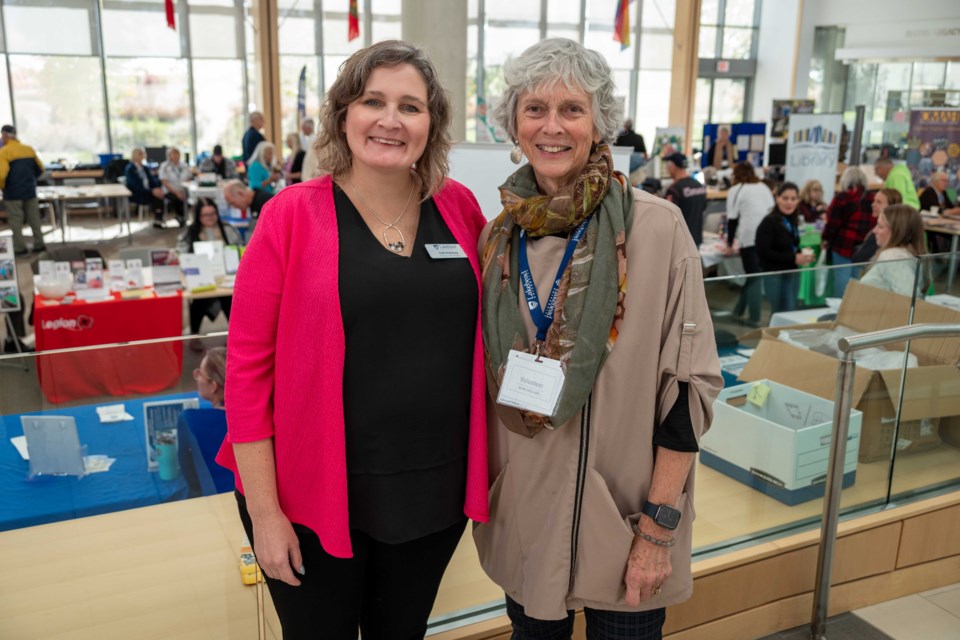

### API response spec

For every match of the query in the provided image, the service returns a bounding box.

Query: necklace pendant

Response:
[382,226,406,253]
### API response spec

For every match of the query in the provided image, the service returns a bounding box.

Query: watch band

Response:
[642,501,681,530]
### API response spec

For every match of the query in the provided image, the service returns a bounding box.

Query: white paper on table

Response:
[83,455,116,473]
[10,435,29,460]
[825,297,842,311]
[96,404,134,423]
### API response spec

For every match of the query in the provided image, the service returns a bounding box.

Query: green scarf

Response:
[481,143,633,437]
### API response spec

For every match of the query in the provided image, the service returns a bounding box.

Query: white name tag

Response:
[424,243,468,259]
[496,350,565,416]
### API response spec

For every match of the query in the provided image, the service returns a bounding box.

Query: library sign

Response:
[785,114,844,203]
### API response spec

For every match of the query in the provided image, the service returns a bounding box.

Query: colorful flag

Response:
[348,0,360,42]
[297,66,307,129]
[613,0,630,50]
[165,0,176,30]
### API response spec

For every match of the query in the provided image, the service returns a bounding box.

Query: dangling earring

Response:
[510,141,523,165]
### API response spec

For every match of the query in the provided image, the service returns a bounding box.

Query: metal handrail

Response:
[811,323,960,640]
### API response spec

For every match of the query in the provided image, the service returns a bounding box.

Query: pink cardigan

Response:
[216,175,489,558]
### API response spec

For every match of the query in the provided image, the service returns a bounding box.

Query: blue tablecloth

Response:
[0,392,211,532]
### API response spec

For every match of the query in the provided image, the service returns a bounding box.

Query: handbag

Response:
[814,247,829,298]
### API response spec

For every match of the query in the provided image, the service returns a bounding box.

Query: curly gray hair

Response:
[839,166,868,191]
[493,38,622,143]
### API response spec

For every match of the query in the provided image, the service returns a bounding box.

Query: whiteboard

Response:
[448,143,633,221]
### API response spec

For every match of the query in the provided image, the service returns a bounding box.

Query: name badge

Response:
[424,243,468,259]
[496,349,565,417]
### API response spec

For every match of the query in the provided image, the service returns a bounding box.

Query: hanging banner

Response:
[907,108,960,184]
[613,0,630,50]
[785,113,843,203]
[297,66,307,129]
[348,0,360,41]
[165,0,175,30]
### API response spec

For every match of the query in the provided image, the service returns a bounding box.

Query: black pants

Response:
[237,492,465,640]
[506,596,666,640]
[163,192,187,224]
[733,245,763,323]
[189,297,232,334]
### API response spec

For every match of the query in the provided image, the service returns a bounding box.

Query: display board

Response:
[701,123,767,168]
[771,99,815,140]
[907,108,960,186]
[785,113,843,203]
[0,237,21,313]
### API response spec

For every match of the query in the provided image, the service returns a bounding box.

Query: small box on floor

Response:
[700,380,862,506]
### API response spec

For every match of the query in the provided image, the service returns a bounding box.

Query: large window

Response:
[693,0,762,150]
[467,0,676,146]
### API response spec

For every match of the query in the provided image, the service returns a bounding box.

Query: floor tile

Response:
[854,594,960,639]
[921,582,960,598]
[757,613,892,640]
[926,586,960,618]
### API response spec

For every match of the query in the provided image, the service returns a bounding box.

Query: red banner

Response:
[348,0,359,41]
[166,0,176,30]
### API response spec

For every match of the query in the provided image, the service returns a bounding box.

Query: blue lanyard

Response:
[518,217,591,343]
[781,215,799,251]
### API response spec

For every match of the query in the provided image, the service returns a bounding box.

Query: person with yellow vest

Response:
[0,125,46,256]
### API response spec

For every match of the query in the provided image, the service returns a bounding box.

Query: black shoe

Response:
[2,337,33,353]
[33,245,47,254]
[14,249,29,257]
[153,221,166,229]
[177,217,186,228]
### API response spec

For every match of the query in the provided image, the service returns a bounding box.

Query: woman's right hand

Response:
[251,510,304,586]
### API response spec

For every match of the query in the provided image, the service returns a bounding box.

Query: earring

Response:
[510,142,523,165]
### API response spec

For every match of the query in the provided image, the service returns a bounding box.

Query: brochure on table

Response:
[179,253,217,292]
[150,249,181,287]
[0,237,21,313]
[193,241,241,278]
[144,398,198,471]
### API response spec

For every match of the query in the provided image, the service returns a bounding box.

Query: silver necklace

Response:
[349,181,415,253]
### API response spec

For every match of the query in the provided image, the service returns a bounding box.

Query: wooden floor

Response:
[2,443,958,639]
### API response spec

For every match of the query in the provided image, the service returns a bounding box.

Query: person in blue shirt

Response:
[246,141,281,195]
[242,111,265,164]
[123,147,165,228]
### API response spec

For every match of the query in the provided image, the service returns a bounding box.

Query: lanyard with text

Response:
[518,216,592,346]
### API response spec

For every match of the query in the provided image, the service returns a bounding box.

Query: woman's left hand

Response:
[624,531,673,605]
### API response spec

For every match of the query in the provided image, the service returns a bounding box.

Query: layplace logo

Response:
[42,315,94,331]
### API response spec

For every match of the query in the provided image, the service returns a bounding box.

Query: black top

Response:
[665,176,707,246]
[614,130,647,155]
[335,185,477,543]
[920,186,955,212]
[288,150,306,184]
[250,189,273,218]
[755,211,801,272]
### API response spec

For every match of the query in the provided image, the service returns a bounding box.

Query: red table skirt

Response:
[34,293,184,403]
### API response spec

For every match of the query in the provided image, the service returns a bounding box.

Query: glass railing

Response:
[1,254,958,637]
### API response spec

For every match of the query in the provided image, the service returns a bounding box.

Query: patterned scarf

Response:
[481,143,633,437]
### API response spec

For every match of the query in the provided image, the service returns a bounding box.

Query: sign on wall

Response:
[785,113,843,203]
[771,99,815,140]
[907,108,960,187]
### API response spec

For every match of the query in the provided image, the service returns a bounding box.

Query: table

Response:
[49,169,104,182]
[37,184,133,244]
[0,392,212,531]
[34,291,183,403]
[922,213,960,291]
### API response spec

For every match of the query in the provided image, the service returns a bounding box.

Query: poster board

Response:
[702,123,767,167]
[143,398,198,471]
[907,108,960,187]
[0,237,21,313]
[785,113,843,203]
[652,127,685,159]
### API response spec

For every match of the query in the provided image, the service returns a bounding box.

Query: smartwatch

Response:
[642,501,681,531]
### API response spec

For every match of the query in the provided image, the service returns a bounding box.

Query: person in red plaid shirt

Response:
[822,166,875,296]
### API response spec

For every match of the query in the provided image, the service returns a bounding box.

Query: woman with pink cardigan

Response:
[216,41,488,639]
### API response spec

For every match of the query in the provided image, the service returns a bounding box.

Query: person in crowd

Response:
[874,157,920,209]
[177,197,243,344]
[798,179,827,223]
[755,182,814,313]
[852,188,902,263]
[223,179,273,221]
[178,346,233,497]
[247,141,281,195]
[125,146,166,229]
[477,38,722,638]
[707,125,737,170]
[664,152,707,246]
[300,117,316,150]
[243,111,266,164]
[614,118,647,173]
[724,161,775,325]
[860,204,926,296]
[919,170,959,215]
[159,147,192,227]
[823,166,874,297]
[199,144,238,180]
[215,40,489,639]
[0,124,45,255]
[283,133,305,185]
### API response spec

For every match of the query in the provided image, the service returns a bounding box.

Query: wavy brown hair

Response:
[879,204,925,257]
[314,40,451,198]
[732,161,760,185]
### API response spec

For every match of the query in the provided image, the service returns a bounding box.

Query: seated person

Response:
[124,147,164,227]
[178,347,232,497]
[246,141,281,195]
[177,197,243,342]
[223,179,273,220]
[613,118,647,173]
[159,147,193,227]
[199,144,238,180]
[860,204,926,297]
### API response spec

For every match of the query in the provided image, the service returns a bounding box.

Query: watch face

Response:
[657,506,682,530]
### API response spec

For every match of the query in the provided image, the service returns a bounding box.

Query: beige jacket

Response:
[474,189,723,621]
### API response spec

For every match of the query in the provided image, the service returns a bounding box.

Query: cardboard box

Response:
[740,281,960,463]
[700,380,861,505]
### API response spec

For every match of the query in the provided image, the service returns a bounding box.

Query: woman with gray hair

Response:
[823,165,875,296]
[476,38,722,638]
